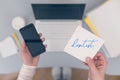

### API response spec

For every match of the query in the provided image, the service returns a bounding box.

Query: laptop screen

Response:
[32,4,86,20]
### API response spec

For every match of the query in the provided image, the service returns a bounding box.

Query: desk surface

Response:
[1,0,120,75]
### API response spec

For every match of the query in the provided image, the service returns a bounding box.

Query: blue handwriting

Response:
[71,38,98,48]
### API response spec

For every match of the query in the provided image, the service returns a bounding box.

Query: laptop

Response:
[32,4,85,51]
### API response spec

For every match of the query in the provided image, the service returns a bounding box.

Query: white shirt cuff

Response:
[17,64,36,80]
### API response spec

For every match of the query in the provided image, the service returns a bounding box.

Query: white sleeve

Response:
[17,64,36,80]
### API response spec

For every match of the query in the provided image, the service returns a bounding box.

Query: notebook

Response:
[85,0,120,57]
[0,37,18,58]
[64,26,104,62]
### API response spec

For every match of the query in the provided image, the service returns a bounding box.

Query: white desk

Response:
[1,0,120,75]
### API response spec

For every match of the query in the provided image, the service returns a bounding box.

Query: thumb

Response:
[86,57,97,71]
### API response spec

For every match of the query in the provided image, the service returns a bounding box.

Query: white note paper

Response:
[0,37,18,58]
[64,26,104,62]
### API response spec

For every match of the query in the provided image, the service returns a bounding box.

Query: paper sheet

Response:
[0,37,18,58]
[64,26,104,62]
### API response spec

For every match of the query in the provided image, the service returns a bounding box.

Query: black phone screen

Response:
[20,23,46,57]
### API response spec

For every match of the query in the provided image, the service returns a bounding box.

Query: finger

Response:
[41,37,45,42]
[96,52,104,58]
[94,52,104,60]
[94,56,98,60]
[86,57,97,71]
[21,42,27,53]
[44,44,47,48]
[97,52,107,64]
[95,52,108,69]
[96,61,104,67]
[39,33,42,37]
[83,62,88,66]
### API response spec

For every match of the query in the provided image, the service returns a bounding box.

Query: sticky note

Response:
[64,26,104,62]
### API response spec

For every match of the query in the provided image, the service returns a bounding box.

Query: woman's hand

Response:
[86,52,107,80]
[20,33,46,66]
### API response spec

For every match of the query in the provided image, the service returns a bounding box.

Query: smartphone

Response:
[20,23,46,57]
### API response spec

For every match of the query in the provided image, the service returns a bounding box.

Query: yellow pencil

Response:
[84,0,109,36]
[12,32,21,48]
[84,17,100,37]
